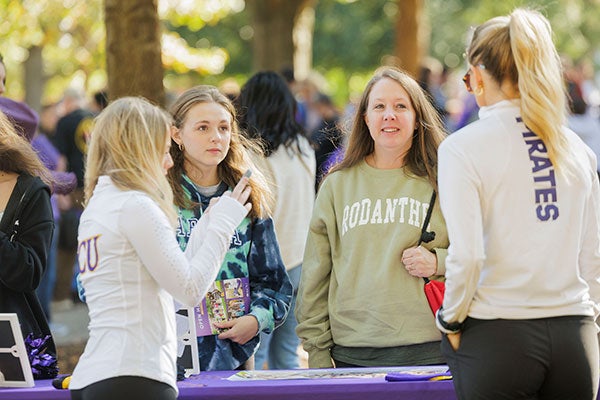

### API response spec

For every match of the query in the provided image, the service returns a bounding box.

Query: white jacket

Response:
[267,137,315,270]
[69,176,247,391]
[437,100,600,331]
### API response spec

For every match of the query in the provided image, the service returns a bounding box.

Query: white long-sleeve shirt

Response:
[69,176,247,392]
[267,137,315,270]
[437,100,600,331]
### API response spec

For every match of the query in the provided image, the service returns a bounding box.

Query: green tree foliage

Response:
[1,0,600,104]
[0,0,104,101]
[313,0,396,70]
[165,4,251,88]
[161,0,247,90]
[180,0,600,105]
[427,0,600,70]
[170,0,398,105]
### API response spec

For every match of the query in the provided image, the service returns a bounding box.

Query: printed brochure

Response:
[194,277,250,336]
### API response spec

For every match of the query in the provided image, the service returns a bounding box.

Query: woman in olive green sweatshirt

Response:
[296,66,449,369]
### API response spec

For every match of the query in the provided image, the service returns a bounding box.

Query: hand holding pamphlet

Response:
[194,277,251,336]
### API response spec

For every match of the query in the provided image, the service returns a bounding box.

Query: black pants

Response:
[442,316,599,400]
[332,359,361,368]
[70,376,177,400]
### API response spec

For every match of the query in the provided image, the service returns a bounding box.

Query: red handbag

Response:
[418,191,445,315]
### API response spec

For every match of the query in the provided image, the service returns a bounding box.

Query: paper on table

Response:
[385,369,452,382]
[228,366,450,381]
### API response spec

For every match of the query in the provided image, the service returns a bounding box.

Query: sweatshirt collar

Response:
[478,99,521,120]
[181,174,228,206]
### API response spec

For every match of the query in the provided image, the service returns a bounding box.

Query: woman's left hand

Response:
[401,245,437,278]
[215,315,259,345]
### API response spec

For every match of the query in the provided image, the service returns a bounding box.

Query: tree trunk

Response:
[247,0,313,74]
[24,46,44,113]
[105,0,165,106]
[394,0,423,78]
[293,3,315,81]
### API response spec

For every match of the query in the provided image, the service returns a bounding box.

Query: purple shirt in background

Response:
[31,134,61,221]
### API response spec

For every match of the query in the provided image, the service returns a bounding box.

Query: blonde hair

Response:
[168,85,272,219]
[84,97,176,223]
[0,110,55,187]
[467,8,571,172]
[329,66,446,191]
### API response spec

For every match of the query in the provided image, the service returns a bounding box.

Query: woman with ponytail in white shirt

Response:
[437,8,600,400]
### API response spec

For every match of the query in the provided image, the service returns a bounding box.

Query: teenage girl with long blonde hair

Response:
[70,97,251,400]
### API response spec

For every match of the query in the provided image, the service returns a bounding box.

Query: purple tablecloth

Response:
[0,370,457,400]
[178,370,457,400]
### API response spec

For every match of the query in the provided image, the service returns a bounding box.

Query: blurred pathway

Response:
[51,301,89,346]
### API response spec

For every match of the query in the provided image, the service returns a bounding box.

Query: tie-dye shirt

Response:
[175,175,292,371]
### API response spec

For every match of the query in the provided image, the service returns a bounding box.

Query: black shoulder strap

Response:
[419,190,437,284]
[418,191,436,246]
[9,177,35,242]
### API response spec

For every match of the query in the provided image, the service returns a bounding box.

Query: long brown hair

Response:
[168,85,272,218]
[329,66,446,191]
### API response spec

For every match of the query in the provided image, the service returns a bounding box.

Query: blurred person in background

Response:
[90,90,108,114]
[280,66,307,127]
[53,88,95,310]
[237,71,315,369]
[567,84,600,179]
[311,93,344,191]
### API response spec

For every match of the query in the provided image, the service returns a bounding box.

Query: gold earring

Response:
[474,82,484,97]
[179,143,184,151]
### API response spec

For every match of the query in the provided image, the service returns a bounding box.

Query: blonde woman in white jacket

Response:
[436,9,600,400]
[69,97,251,400]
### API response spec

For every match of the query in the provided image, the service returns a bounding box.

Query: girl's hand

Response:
[221,172,252,212]
[402,245,437,277]
[215,315,259,345]
[204,197,220,214]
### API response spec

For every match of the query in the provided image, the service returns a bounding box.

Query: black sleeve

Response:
[54,117,71,157]
[0,188,54,292]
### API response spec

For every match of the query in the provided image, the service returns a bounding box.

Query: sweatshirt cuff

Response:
[432,247,447,276]
[307,348,334,369]
[212,195,249,228]
[435,306,463,334]
[250,307,273,334]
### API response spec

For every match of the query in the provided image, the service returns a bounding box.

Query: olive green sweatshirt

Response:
[296,160,449,368]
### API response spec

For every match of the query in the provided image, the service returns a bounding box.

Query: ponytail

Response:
[468,9,574,175]
[509,9,572,174]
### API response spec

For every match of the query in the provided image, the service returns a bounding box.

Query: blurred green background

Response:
[1,0,598,108]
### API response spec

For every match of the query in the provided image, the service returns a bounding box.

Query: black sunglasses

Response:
[462,70,473,93]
